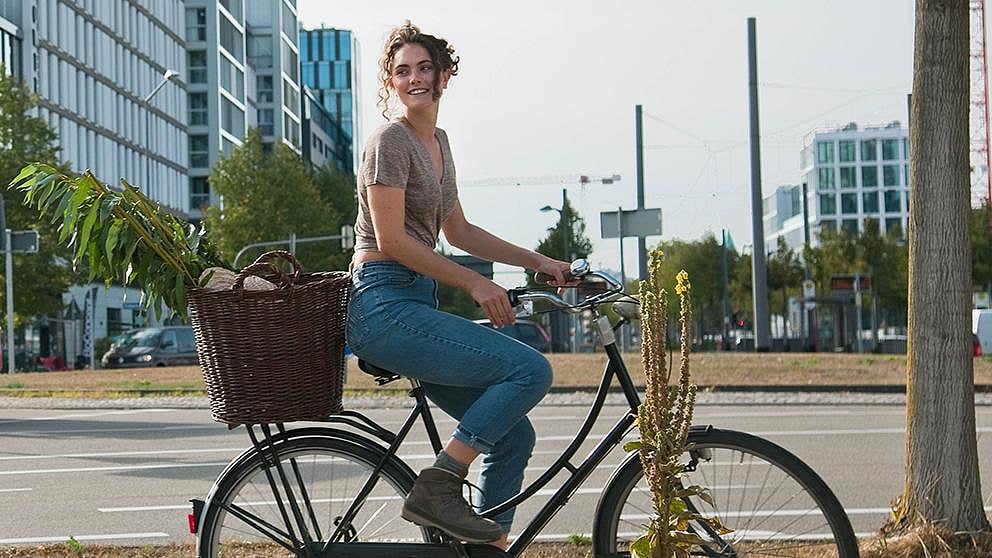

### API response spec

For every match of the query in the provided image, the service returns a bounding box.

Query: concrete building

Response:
[1,0,189,213]
[764,121,910,254]
[184,0,302,216]
[301,85,348,171]
[300,26,359,172]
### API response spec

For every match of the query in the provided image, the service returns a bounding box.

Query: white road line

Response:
[0,408,177,424]
[0,532,169,544]
[0,487,32,493]
[0,461,229,476]
[0,447,244,461]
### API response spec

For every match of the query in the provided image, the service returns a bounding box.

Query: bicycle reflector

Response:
[189,499,204,534]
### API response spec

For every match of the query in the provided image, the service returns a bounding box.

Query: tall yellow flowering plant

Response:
[624,249,728,558]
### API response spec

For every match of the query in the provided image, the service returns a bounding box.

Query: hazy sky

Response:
[298,1,917,285]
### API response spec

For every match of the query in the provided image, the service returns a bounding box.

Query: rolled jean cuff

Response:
[453,426,497,455]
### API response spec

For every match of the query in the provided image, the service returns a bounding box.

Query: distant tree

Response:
[650,235,724,339]
[973,202,992,293]
[312,163,358,232]
[434,243,484,319]
[766,237,803,336]
[204,129,346,272]
[535,196,592,263]
[897,0,989,537]
[0,67,85,324]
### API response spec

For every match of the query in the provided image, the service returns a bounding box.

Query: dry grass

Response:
[3,352,991,398]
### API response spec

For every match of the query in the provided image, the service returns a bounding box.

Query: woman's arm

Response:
[368,185,518,326]
[442,200,571,282]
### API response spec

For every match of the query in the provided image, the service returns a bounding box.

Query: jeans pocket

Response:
[346,296,371,352]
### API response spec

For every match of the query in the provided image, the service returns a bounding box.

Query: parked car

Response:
[101,326,198,368]
[474,319,551,353]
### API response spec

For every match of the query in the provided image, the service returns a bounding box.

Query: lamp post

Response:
[143,69,178,199]
[541,189,577,353]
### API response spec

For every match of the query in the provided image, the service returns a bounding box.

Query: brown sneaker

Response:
[401,467,502,543]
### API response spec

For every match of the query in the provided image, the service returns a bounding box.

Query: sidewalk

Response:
[3,389,992,410]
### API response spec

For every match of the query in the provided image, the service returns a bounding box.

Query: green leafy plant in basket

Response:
[8,163,229,318]
[623,249,730,558]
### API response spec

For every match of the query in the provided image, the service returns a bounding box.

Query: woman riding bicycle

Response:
[346,21,571,549]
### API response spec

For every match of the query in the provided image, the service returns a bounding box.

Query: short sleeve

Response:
[360,126,411,189]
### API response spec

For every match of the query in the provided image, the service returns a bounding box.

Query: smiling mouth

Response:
[407,88,429,95]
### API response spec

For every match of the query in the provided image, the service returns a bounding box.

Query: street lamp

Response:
[540,188,572,262]
[143,69,178,199]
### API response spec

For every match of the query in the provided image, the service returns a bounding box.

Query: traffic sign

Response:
[600,208,662,239]
[8,230,39,253]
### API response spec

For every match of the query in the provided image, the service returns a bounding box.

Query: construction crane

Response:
[970,0,991,207]
[459,174,621,188]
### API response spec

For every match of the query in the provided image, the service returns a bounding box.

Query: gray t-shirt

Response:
[354,120,458,252]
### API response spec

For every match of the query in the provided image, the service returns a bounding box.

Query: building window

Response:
[860,139,877,161]
[841,219,858,234]
[284,112,300,147]
[107,307,126,338]
[190,135,209,168]
[905,164,910,186]
[220,56,245,101]
[219,16,244,62]
[220,0,242,19]
[861,165,878,188]
[191,176,210,209]
[189,92,207,126]
[819,193,836,214]
[841,193,858,214]
[338,32,351,58]
[221,98,245,137]
[882,139,900,160]
[188,50,207,83]
[334,61,349,89]
[902,138,908,159]
[839,166,857,188]
[185,8,206,42]
[862,191,879,213]
[282,39,299,83]
[885,218,903,237]
[818,167,835,189]
[816,141,834,164]
[284,79,300,115]
[282,2,297,41]
[819,219,836,232]
[883,165,900,186]
[259,108,274,135]
[838,140,856,162]
[257,75,274,103]
[884,190,901,213]
[248,34,273,68]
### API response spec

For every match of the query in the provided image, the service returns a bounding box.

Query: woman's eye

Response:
[420,65,433,73]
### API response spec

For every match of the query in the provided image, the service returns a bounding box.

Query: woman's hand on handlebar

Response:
[534,258,578,289]
[469,277,517,327]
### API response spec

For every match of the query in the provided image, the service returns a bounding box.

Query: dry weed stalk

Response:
[625,249,726,558]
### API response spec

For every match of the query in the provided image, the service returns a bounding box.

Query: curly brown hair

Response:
[378,21,459,119]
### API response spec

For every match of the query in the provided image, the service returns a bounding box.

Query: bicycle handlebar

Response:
[509,259,631,315]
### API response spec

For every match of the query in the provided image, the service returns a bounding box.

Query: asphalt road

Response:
[2,396,991,548]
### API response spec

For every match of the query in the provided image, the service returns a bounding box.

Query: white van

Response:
[974,309,992,355]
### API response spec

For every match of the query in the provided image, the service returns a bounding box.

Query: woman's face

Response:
[390,43,448,112]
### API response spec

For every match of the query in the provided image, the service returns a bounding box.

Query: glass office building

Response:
[299,27,359,172]
[764,121,910,253]
[2,0,189,213]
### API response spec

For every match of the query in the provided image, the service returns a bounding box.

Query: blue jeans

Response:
[346,261,553,532]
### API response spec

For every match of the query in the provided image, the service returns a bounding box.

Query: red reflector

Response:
[188,512,197,534]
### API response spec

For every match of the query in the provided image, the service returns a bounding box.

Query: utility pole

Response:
[635,105,648,280]
[747,17,771,352]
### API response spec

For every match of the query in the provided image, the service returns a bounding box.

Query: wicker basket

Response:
[187,251,350,425]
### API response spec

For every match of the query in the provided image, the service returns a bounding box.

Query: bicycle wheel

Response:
[198,433,431,557]
[593,427,859,557]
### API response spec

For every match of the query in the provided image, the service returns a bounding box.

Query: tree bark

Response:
[904,0,990,532]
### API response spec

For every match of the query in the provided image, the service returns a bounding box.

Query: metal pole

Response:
[721,229,730,351]
[747,17,771,352]
[89,286,98,369]
[618,207,628,352]
[5,228,14,373]
[802,181,815,351]
[635,105,648,280]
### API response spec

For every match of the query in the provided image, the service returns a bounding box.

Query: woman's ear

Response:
[441,69,452,90]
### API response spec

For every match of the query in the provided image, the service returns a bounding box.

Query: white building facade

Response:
[2,0,189,213]
[764,122,910,254]
[184,0,301,216]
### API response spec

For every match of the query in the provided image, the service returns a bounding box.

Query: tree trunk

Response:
[904,0,990,532]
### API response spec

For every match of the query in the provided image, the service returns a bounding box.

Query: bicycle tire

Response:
[198,433,431,557]
[592,427,859,557]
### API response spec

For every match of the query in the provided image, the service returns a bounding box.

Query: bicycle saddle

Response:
[358,359,401,385]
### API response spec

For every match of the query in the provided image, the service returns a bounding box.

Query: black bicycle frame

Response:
[233,307,646,557]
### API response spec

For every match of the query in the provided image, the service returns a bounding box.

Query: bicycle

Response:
[189,260,860,558]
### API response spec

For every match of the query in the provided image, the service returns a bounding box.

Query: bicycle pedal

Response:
[462,543,510,558]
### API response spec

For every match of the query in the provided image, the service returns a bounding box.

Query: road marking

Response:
[0,447,244,461]
[0,461,229,476]
[0,532,169,544]
[0,487,31,493]
[0,408,177,424]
